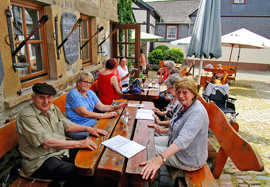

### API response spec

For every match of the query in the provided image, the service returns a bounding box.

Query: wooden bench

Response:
[170,97,264,187]
[0,94,68,186]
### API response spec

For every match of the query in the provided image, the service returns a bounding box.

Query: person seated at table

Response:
[140,77,209,181]
[214,63,224,79]
[204,63,214,69]
[17,82,108,186]
[117,57,132,88]
[66,71,126,139]
[158,60,176,84]
[113,58,122,89]
[152,74,181,134]
[97,58,123,105]
[203,81,229,100]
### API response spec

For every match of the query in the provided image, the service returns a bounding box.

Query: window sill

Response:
[4,63,103,108]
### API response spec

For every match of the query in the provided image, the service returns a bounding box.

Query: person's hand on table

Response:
[153,114,161,125]
[79,138,97,150]
[104,111,118,118]
[88,127,108,137]
[140,156,163,180]
[152,107,162,115]
[148,123,162,134]
[115,102,128,109]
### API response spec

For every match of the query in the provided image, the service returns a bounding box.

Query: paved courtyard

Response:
[216,70,270,186]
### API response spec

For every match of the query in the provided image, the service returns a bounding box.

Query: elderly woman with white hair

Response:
[154,61,179,111]
[152,74,181,133]
[65,71,126,139]
[140,77,209,181]
[158,60,177,84]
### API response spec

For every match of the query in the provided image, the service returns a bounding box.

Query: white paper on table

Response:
[128,103,144,108]
[143,88,159,91]
[101,135,145,158]
[148,83,160,88]
[135,109,154,120]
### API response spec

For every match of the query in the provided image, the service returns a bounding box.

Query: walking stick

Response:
[57,18,82,50]
[80,26,104,50]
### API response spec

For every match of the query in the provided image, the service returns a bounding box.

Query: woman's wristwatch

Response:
[158,153,166,163]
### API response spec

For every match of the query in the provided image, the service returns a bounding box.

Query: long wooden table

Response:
[75,100,155,186]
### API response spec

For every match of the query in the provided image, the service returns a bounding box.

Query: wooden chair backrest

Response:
[0,121,18,158]
[53,94,67,114]
[90,80,98,94]
[198,97,264,171]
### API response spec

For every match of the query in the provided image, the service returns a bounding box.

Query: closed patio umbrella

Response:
[187,0,222,87]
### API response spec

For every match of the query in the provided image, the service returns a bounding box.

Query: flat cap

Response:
[32,83,56,95]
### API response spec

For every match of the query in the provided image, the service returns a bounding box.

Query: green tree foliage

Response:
[164,48,184,64]
[117,0,135,24]
[148,49,164,65]
[155,45,169,53]
[117,0,136,58]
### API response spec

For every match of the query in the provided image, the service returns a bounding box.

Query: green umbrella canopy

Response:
[187,0,222,59]
[187,0,222,86]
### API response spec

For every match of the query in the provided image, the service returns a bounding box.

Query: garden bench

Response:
[0,94,68,186]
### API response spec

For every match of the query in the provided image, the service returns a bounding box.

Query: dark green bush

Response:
[148,49,164,65]
[164,48,184,64]
[155,45,169,53]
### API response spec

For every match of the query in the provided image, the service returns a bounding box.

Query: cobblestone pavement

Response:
[218,70,270,187]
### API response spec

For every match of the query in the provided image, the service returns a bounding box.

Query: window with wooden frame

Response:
[11,0,48,87]
[232,0,246,4]
[111,24,140,69]
[80,15,92,66]
[166,25,177,40]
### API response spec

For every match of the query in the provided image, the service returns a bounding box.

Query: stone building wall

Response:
[0,0,118,126]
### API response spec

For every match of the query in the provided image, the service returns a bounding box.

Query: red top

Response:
[162,71,169,81]
[97,72,120,105]
[115,69,121,87]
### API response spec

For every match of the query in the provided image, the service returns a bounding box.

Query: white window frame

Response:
[166,26,177,40]
[233,0,246,4]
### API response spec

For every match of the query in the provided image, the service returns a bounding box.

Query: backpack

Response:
[129,79,144,95]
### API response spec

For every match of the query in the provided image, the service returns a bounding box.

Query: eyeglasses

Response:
[80,80,93,84]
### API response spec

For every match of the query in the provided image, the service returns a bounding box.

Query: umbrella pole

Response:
[228,44,234,66]
[197,57,203,90]
[235,47,241,77]
[237,47,241,62]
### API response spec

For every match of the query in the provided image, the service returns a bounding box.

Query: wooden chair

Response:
[53,94,67,114]
[198,97,264,178]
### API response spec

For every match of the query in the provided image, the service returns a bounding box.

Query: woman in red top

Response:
[113,58,122,88]
[97,58,122,105]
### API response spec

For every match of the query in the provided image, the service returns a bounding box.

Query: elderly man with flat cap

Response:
[16,83,107,186]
